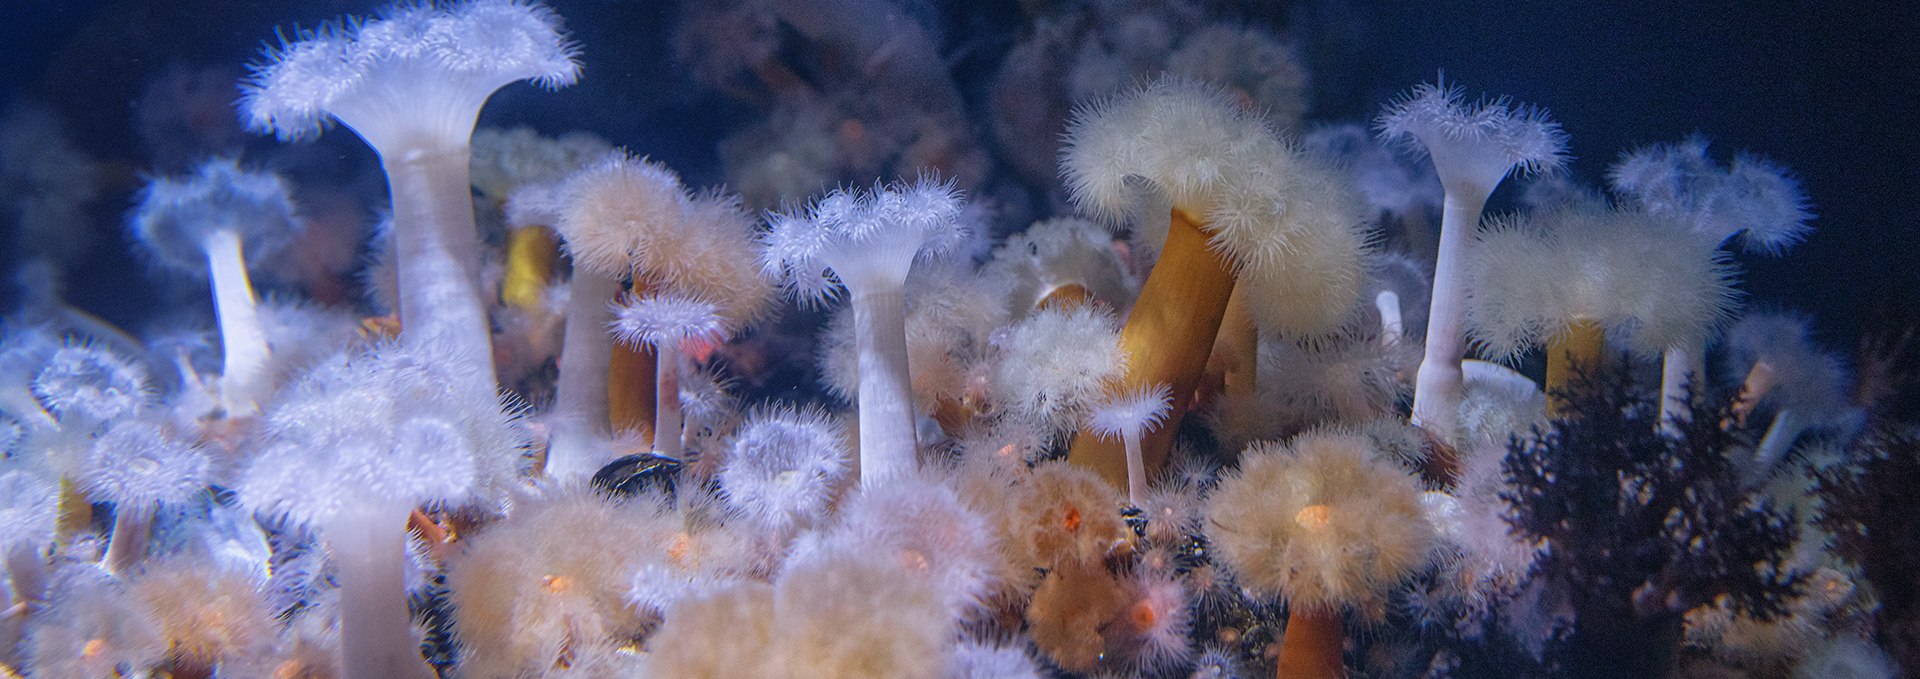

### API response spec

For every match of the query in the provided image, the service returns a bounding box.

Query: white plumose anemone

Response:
[1205,430,1433,611]
[1377,79,1567,441]
[241,0,582,399]
[129,158,303,415]
[760,177,969,486]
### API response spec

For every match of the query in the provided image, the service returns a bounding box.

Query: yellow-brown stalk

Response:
[1210,283,1258,401]
[1545,319,1606,418]
[1728,360,1778,428]
[501,226,560,310]
[56,479,91,540]
[608,276,657,438]
[1275,606,1343,679]
[1067,208,1235,490]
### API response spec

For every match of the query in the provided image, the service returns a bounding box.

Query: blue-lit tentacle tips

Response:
[240,0,580,146]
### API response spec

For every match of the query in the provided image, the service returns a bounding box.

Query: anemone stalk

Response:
[326,504,435,679]
[846,280,915,483]
[384,147,499,390]
[544,268,619,479]
[202,230,271,415]
[1410,192,1481,437]
[1068,209,1234,487]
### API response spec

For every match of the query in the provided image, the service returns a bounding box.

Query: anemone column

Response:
[1057,78,1369,489]
[1088,384,1173,507]
[761,178,969,486]
[129,159,303,417]
[1377,80,1567,443]
[382,144,494,378]
[240,0,583,401]
[324,503,431,679]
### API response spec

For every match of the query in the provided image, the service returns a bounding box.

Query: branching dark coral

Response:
[1815,425,1920,670]
[1502,361,1800,676]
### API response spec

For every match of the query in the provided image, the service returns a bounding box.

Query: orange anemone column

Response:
[1066,208,1235,490]
[1275,607,1344,679]
[608,276,657,441]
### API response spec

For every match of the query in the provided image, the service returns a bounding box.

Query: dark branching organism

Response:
[1501,362,1800,677]
[1815,425,1920,670]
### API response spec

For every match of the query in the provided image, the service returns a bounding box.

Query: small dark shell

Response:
[591,452,683,500]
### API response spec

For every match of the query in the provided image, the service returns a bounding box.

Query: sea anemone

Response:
[1205,430,1434,678]
[1724,311,1854,474]
[1207,431,1433,606]
[80,418,211,572]
[1463,206,1739,416]
[991,303,1128,442]
[715,404,850,538]
[1609,136,1814,255]
[643,582,779,678]
[1086,383,1173,506]
[24,566,167,677]
[1226,154,1374,340]
[1137,472,1204,547]
[982,217,1136,315]
[447,485,676,677]
[238,341,524,679]
[1377,78,1567,441]
[1003,461,1130,572]
[760,176,969,485]
[542,152,686,479]
[1026,553,1129,672]
[128,554,276,673]
[1114,567,1194,672]
[128,158,303,416]
[610,291,727,458]
[32,342,154,427]
[240,0,582,396]
[1609,137,1816,432]
[625,513,759,617]
[772,550,951,679]
[799,473,1000,617]
[1060,77,1371,488]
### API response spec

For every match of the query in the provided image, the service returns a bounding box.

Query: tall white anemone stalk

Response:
[1378,80,1567,441]
[761,178,968,486]
[240,0,582,399]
